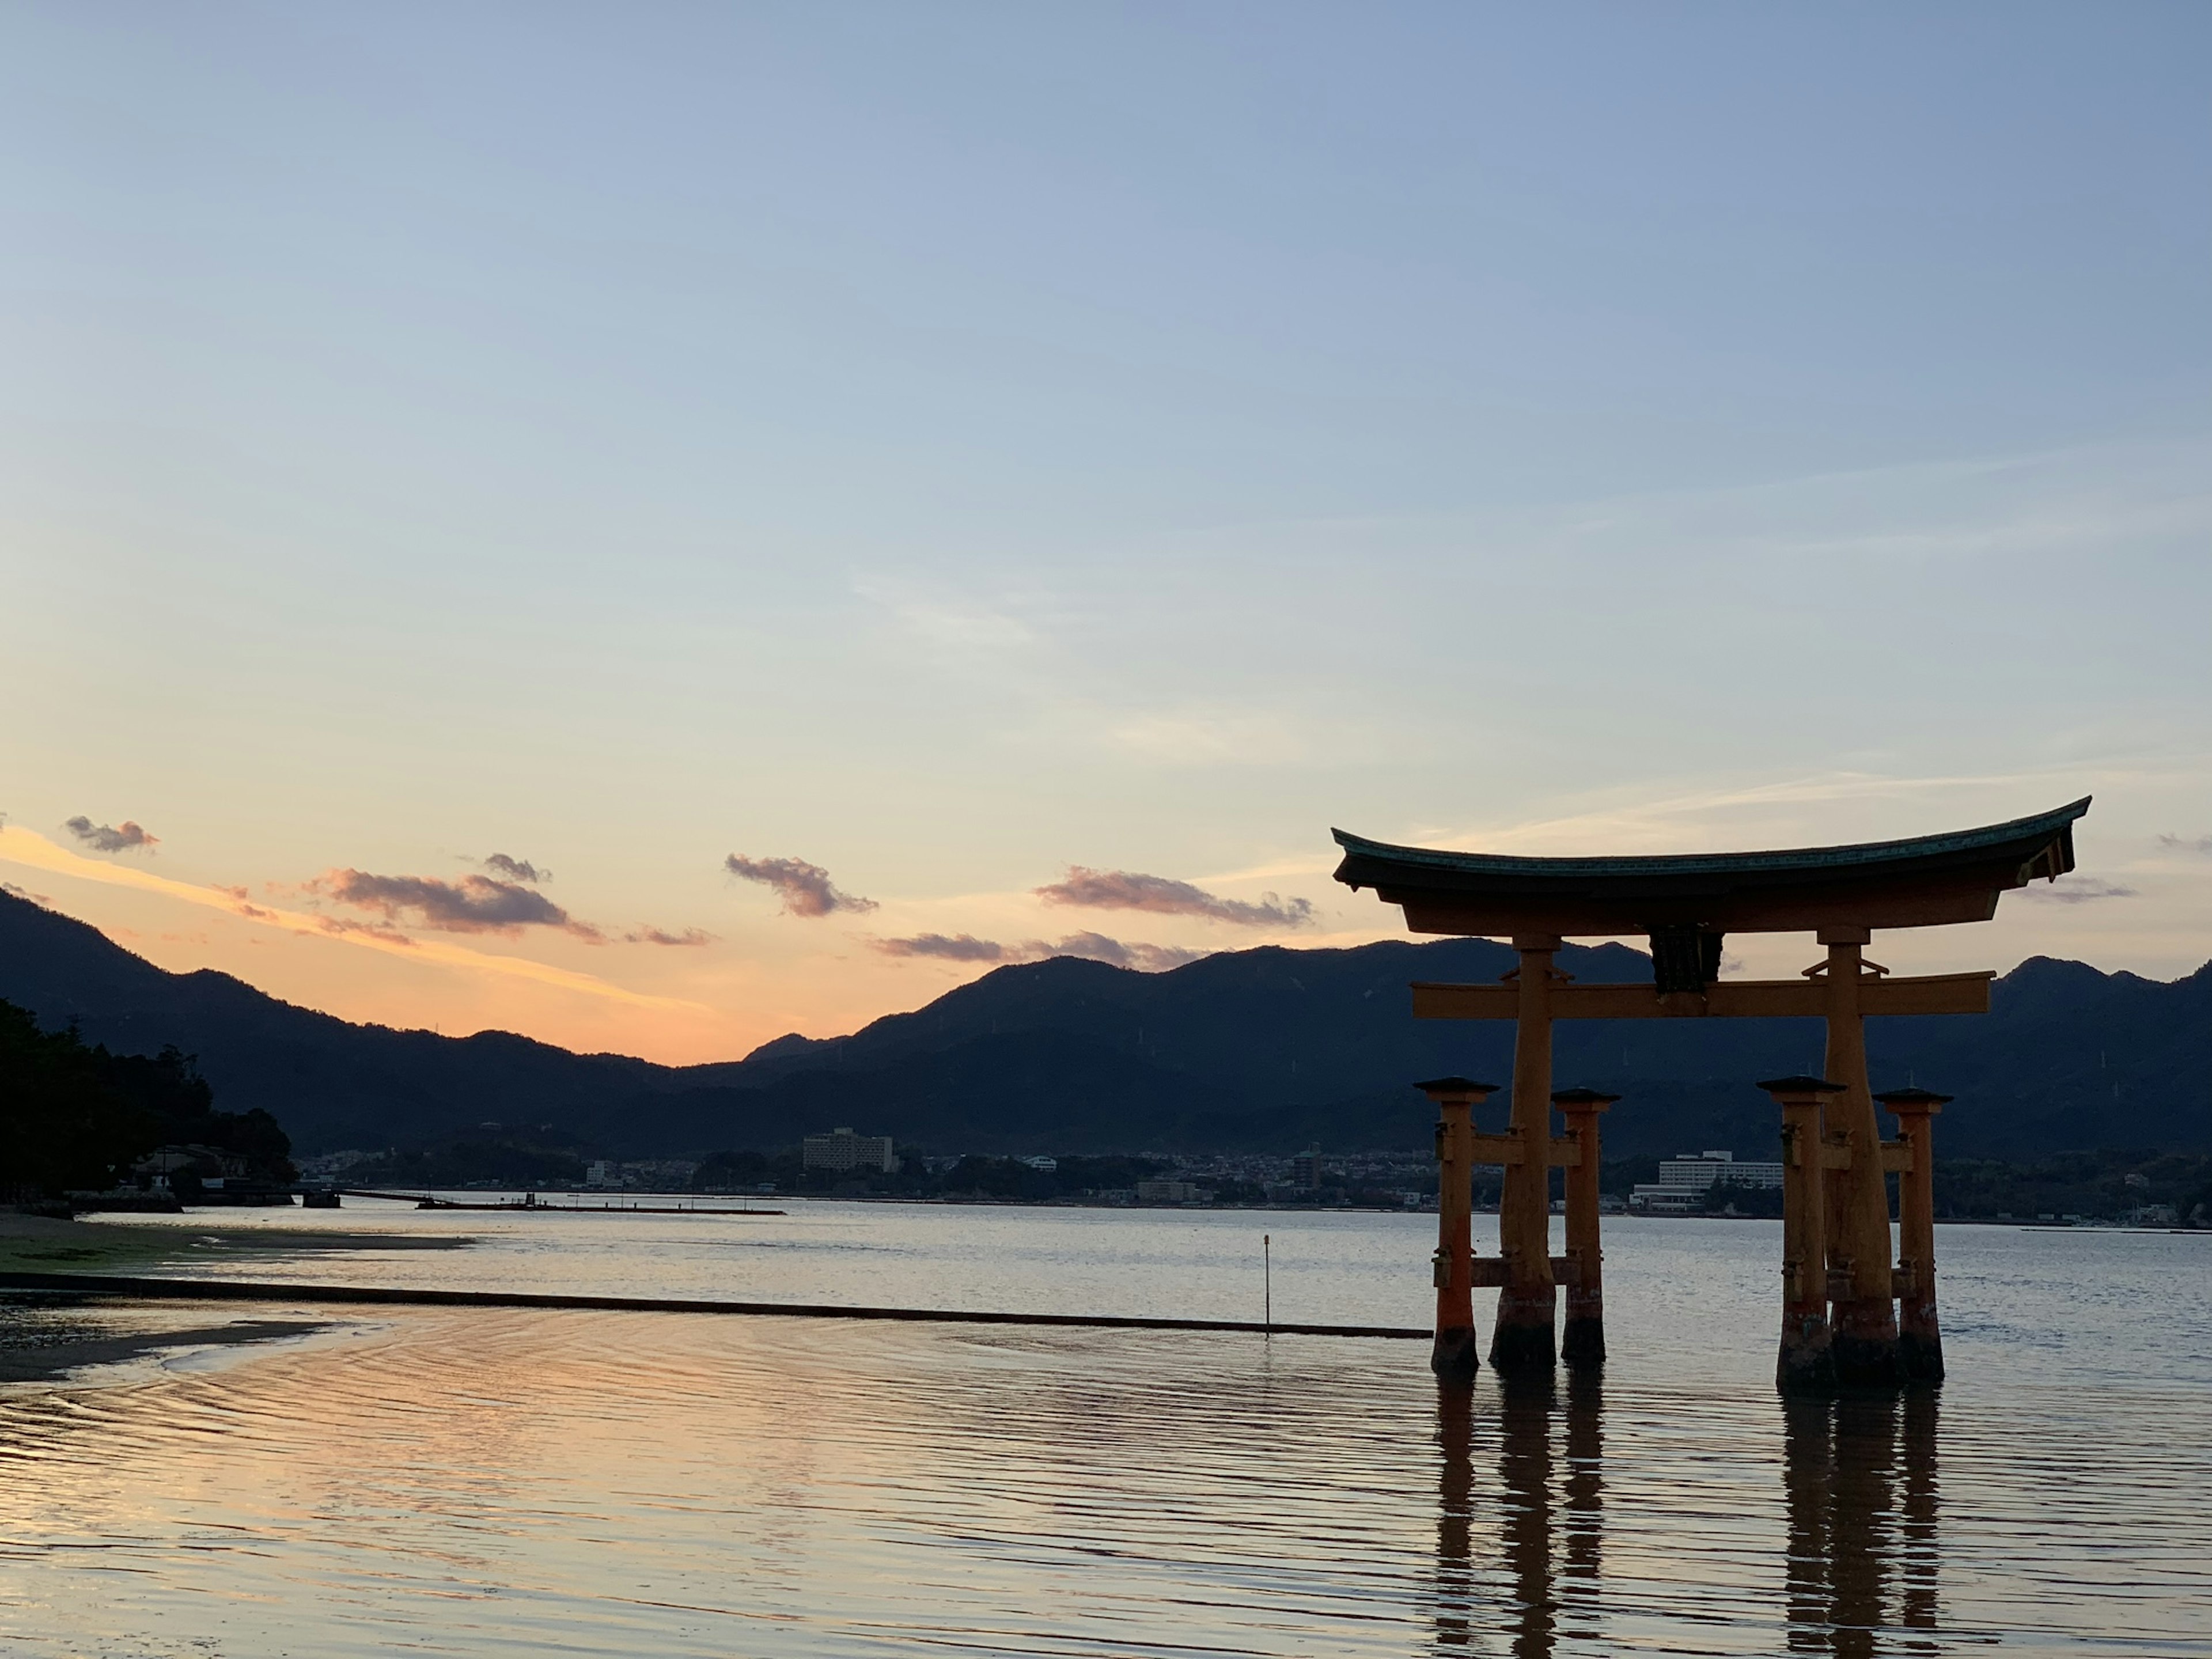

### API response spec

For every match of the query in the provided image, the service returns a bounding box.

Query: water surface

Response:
[1,1205,2205,1656]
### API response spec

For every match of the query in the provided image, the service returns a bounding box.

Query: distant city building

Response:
[1135,1178,1205,1203]
[1629,1150,1783,1213]
[802,1127,899,1174]
[584,1160,616,1188]
[1020,1155,1058,1172]
[1291,1145,1323,1190]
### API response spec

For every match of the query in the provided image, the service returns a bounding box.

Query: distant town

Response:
[295,1125,2211,1229]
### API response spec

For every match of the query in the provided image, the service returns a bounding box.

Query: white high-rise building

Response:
[1630,1150,1783,1213]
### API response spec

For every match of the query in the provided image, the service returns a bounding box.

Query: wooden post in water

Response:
[1552,1087,1617,1369]
[1493,936,1562,1373]
[1418,1077,1497,1380]
[1817,930,1905,1387]
[1876,1086,1950,1382]
[1766,1074,1843,1393]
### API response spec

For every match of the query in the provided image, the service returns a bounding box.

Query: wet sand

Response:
[0,1209,465,1381]
[0,1209,471,1275]
[0,1314,329,1383]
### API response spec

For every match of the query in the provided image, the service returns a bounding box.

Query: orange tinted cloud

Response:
[0,824,704,1013]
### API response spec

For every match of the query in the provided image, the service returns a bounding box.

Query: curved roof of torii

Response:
[1331,797,2090,937]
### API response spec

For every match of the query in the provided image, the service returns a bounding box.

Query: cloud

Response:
[316,914,417,946]
[310,869,602,937]
[1033,931,1207,972]
[622,926,717,946]
[875,932,1010,963]
[2016,876,2138,904]
[481,853,550,883]
[873,930,1206,973]
[2,880,51,906]
[1104,709,1312,767]
[723,854,877,918]
[65,816,158,854]
[0,823,707,1013]
[206,882,278,921]
[1035,866,1314,929]
[2157,833,2212,855]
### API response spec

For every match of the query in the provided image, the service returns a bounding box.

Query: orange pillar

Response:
[1765,1074,1842,1393]
[1419,1077,1497,1378]
[1819,929,1904,1387]
[1876,1086,1950,1383]
[1553,1086,1617,1369]
[1492,935,1560,1372]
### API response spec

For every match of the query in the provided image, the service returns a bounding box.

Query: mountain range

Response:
[3,887,2206,1160]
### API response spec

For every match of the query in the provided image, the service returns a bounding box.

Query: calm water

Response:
[2,1202,2208,1656]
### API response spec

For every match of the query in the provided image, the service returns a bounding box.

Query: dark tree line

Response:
[0,998,294,1196]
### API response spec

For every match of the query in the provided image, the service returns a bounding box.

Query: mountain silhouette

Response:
[2,888,2204,1158]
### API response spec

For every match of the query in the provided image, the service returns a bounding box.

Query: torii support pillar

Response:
[1877,1086,1952,1383]
[1419,1077,1499,1379]
[1764,1075,1843,1394]
[1818,929,1906,1388]
[1492,935,1561,1374]
[1554,1086,1618,1369]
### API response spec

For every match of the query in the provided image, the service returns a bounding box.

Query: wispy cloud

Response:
[317,913,417,946]
[1103,709,1312,768]
[724,854,877,918]
[2,880,51,906]
[2016,876,2137,904]
[1036,866,1313,928]
[623,926,716,947]
[2157,833,2212,855]
[0,824,704,1012]
[310,869,601,938]
[1041,931,1207,972]
[65,816,158,854]
[481,853,550,883]
[873,930,1206,973]
[875,932,1008,963]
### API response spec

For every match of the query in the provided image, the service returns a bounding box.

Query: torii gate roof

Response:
[1332,797,2089,937]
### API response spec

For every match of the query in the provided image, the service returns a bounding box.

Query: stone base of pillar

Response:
[1431,1324,1481,1380]
[1830,1297,1906,1388]
[1560,1313,1605,1368]
[1488,1287,1556,1372]
[1899,1320,1945,1384]
[1775,1312,1836,1394]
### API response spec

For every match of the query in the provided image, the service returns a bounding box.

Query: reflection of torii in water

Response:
[1432,1380,1939,1656]
[1335,797,2090,1391]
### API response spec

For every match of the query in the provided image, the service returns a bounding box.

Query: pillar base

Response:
[1560,1314,1605,1368]
[1431,1324,1481,1380]
[1776,1314,1836,1395]
[1830,1297,1906,1388]
[1899,1326,1945,1384]
[1488,1287,1556,1373]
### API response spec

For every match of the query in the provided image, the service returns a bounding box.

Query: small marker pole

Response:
[1264,1234,1272,1335]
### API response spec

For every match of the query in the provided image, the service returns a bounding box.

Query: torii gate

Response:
[1332,797,2090,1392]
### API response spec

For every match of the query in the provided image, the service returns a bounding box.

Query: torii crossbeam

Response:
[1334,797,2090,1391]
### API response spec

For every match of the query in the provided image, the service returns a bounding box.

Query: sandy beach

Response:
[0,1209,465,1383]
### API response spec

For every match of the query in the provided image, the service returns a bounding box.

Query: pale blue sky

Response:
[3,4,2207,1059]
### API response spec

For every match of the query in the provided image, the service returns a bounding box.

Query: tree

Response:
[0,999,294,1195]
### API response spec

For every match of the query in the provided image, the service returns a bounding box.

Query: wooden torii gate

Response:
[1333,797,2090,1392]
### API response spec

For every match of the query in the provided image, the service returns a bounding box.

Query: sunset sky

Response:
[4,5,2209,1065]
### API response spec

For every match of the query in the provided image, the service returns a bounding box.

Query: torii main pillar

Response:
[1817,927,1905,1387]
[1492,935,1562,1372]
